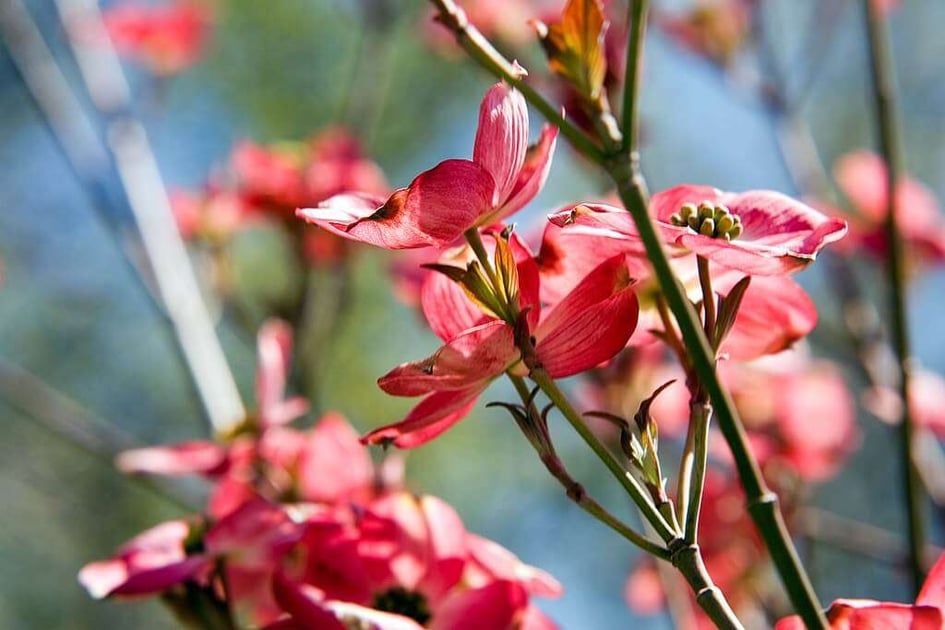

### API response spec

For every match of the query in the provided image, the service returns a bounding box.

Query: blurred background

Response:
[1,0,945,627]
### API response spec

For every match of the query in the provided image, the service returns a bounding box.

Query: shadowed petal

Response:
[536,256,639,378]
[421,268,490,342]
[539,212,653,304]
[361,388,482,448]
[378,321,518,396]
[720,275,817,360]
[488,124,559,224]
[299,160,494,249]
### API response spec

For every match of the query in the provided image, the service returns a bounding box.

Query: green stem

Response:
[863,0,926,593]
[507,375,671,560]
[676,418,695,529]
[429,0,605,163]
[697,255,716,342]
[671,544,744,630]
[464,227,500,288]
[685,402,712,543]
[529,368,676,543]
[621,0,649,155]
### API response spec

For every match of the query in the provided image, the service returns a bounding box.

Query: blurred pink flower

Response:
[654,0,752,67]
[103,0,211,76]
[270,491,560,629]
[832,150,945,265]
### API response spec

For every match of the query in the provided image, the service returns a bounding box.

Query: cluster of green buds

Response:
[670,201,744,241]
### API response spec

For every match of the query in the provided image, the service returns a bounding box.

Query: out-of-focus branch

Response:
[39,0,244,434]
[863,0,925,592]
[0,356,199,510]
[797,507,941,568]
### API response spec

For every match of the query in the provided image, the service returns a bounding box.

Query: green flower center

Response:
[371,587,432,625]
[669,201,743,241]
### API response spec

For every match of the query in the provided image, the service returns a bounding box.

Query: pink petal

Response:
[539,209,653,303]
[652,185,848,275]
[421,264,491,342]
[417,495,469,598]
[488,124,559,224]
[205,500,303,568]
[366,492,468,598]
[256,319,294,427]
[473,83,529,209]
[298,412,374,504]
[378,321,518,396]
[776,363,858,482]
[720,275,817,360]
[115,441,227,477]
[465,533,563,598]
[535,255,639,378]
[431,580,529,630]
[86,556,210,598]
[362,387,482,448]
[263,397,310,428]
[826,599,944,629]
[917,552,945,609]
[271,573,346,630]
[79,519,210,598]
[299,160,494,249]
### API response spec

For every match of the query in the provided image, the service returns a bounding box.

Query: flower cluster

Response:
[173,128,389,268]
[80,320,560,628]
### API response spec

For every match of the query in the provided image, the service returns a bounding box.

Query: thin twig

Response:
[863,0,926,592]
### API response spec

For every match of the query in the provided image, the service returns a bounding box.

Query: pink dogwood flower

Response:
[363,241,639,448]
[539,215,818,360]
[776,551,945,629]
[832,150,945,264]
[102,0,211,76]
[298,83,558,249]
[550,185,847,276]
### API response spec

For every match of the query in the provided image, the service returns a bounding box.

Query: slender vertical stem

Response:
[621,0,649,155]
[697,256,716,340]
[863,0,926,592]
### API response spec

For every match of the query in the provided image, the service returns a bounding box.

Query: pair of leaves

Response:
[535,0,609,102]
